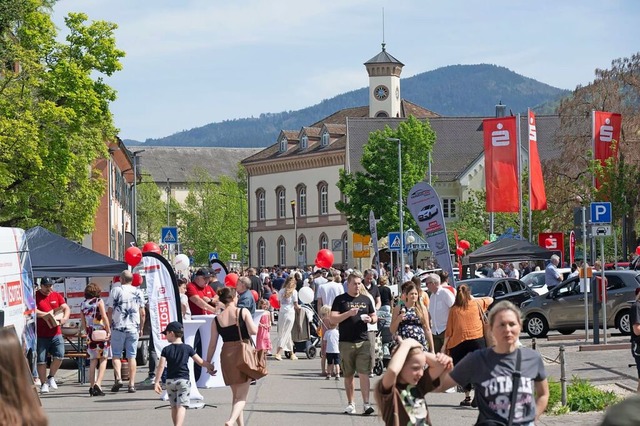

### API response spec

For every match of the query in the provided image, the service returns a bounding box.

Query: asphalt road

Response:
[40,330,635,425]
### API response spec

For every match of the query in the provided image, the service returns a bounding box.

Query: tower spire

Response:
[382,7,386,51]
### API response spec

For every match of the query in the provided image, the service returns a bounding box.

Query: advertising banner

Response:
[593,111,622,189]
[369,210,380,277]
[528,110,548,210]
[484,116,519,212]
[407,182,455,280]
[538,232,564,266]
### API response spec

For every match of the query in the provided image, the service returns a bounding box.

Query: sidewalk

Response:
[41,332,634,425]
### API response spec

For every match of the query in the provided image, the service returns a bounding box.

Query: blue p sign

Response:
[590,202,612,224]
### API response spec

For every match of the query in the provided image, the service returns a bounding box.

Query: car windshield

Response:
[459,279,494,297]
[521,273,545,288]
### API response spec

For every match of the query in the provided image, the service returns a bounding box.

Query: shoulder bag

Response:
[476,300,495,348]
[476,348,522,426]
[90,299,108,342]
[235,308,268,380]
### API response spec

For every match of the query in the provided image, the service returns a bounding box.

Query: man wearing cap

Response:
[108,270,146,393]
[402,264,414,282]
[186,268,217,315]
[35,277,70,393]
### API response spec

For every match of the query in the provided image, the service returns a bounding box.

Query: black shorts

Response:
[326,352,341,365]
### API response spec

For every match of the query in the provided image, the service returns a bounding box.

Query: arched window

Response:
[319,233,328,250]
[342,231,349,266]
[297,185,307,217]
[257,238,266,267]
[375,111,389,118]
[256,189,265,220]
[318,182,328,215]
[276,186,286,218]
[298,234,307,265]
[277,237,286,266]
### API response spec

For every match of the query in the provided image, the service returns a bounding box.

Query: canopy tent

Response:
[465,238,554,265]
[25,226,127,277]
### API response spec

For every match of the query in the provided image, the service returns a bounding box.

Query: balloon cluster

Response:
[636,246,640,256]
[455,239,470,257]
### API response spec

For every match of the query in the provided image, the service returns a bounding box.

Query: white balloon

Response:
[298,287,314,305]
[174,254,190,271]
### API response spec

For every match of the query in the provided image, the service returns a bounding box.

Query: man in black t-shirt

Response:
[363,269,381,310]
[331,271,377,416]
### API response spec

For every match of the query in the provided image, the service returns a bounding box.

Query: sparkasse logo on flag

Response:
[484,116,518,212]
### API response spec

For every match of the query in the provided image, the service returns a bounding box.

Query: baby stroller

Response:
[288,303,319,359]
[373,309,394,375]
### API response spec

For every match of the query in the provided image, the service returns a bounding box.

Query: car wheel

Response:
[557,328,576,335]
[616,310,631,335]
[525,314,549,338]
[136,340,149,366]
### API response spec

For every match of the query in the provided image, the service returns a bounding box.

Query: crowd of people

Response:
[15,260,640,426]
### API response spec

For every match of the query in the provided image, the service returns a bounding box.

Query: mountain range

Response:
[124,64,569,148]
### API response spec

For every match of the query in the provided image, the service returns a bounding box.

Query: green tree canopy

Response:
[336,116,436,236]
[0,0,124,240]
[136,173,165,244]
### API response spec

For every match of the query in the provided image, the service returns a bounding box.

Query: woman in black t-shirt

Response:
[378,276,393,314]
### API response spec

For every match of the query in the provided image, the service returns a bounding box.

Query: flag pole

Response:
[528,109,533,242]
[517,113,523,239]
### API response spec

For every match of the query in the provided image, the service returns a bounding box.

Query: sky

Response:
[51,0,640,142]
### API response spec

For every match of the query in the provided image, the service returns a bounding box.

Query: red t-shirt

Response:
[36,290,66,338]
[186,282,215,315]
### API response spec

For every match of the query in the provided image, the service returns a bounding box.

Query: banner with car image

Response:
[407,182,455,281]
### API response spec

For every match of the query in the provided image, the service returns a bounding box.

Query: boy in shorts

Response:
[154,322,214,426]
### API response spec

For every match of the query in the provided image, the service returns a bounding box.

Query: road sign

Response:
[590,202,612,224]
[331,239,343,251]
[591,224,612,237]
[388,232,401,252]
[161,227,178,244]
[209,252,218,262]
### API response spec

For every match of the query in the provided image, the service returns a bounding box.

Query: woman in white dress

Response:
[274,276,299,360]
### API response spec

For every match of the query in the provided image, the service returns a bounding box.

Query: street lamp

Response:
[290,200,298,268]
[387,137,404,282]
[131,149,145,242]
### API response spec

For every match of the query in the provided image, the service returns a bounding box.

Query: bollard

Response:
[559,345,566,406]
[531,338,536,350]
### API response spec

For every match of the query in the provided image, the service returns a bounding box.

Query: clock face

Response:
[374,85,389,101]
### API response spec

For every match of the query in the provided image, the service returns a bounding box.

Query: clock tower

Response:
[365,43,404,118]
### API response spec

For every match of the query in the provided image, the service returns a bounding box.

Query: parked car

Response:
[520,267,572,296]
[455,277,537,309]
[520,270,640,338]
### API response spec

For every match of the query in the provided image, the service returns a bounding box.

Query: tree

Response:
[0,0,124,240]
[178,169,247,265]
[336,116,436,236]
[136,174,165,244]
[546,52,640,259]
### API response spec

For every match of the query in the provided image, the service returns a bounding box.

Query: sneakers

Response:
[34,378,41,387]
[273,354,282,361]
[344,402,356,414]
[335,374,340,381]
[363,403,375,416]
[290,354,298,360]
[47,376,58,390]
[141,377,155,386]
[40,383,50,394]
[111,380,123,393]
[325,375,331,380]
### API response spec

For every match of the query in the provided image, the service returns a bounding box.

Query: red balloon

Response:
[269,293,280,309]
[544,238,554,249]
[315,249,334,268]
[456,247,465,256]
[459,240,471,250]
[124,246,142,267]
[142,242,161,254]
[483,240,490,246]
[224,273,239,288]
[250,289,259,302]
[132,273,143,287]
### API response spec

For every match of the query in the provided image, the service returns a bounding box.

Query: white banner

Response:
[406,183,455,280]
[141,253,180,357]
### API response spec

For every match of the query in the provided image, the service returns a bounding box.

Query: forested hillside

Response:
[125,64,568,148]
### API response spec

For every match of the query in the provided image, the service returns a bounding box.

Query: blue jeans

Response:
[37,335,65,363]
[110,330,139,359]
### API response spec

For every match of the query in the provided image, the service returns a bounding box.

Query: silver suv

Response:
[520,270,640,337]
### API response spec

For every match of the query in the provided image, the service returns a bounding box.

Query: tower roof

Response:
[364,43,404,66]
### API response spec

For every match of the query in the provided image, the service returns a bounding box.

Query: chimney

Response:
[495,101,506,118]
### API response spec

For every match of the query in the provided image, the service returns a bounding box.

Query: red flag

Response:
[528,111,547,210]
[484,116,519,212]
[593,111,622,189]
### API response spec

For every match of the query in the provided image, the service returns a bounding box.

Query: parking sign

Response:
[590,202,612,224]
